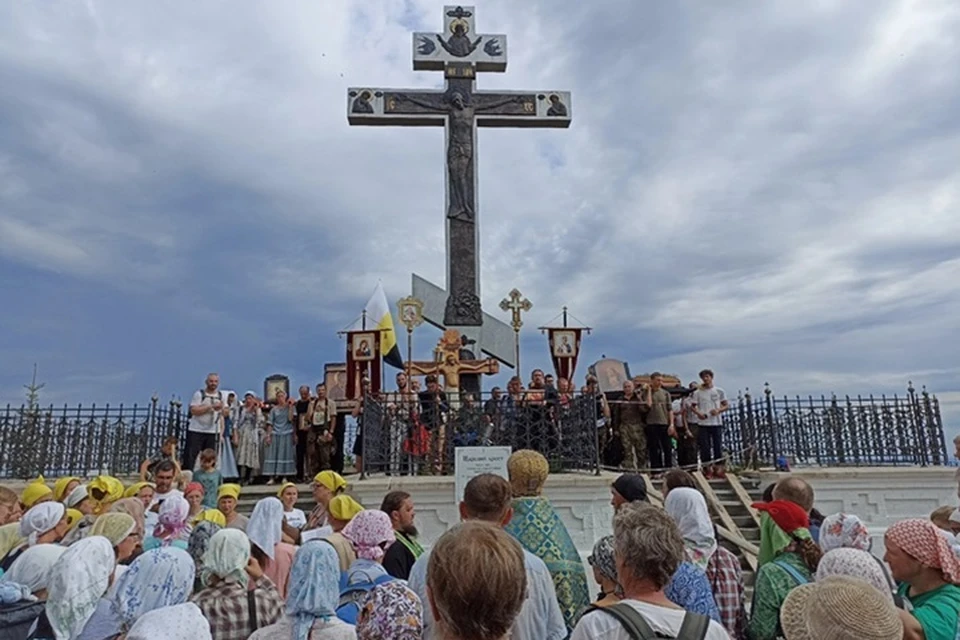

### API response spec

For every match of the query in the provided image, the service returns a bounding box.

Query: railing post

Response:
[764,383,777,468]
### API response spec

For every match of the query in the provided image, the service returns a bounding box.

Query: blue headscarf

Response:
[287,541,341,640]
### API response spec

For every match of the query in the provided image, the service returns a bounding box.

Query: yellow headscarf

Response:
[276,482,298,499]
[123,481,154,498]
[313,470,347,493]
[88,476,124,505]
[193,509,226,527]
[217,484,241,501]
[20,477,52,508]
[328,495,364,522]
[64,508,84,532]
[53,477,80,503]
[0,522,24,558]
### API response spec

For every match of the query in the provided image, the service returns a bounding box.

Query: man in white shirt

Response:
[571,503,729,640]
[408,473,567,640]
[691,369,729,479]
[145,460,183,532]
[187,373,230,470]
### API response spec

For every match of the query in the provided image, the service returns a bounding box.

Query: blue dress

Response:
[263,405,296,477]
[665,561,722,622]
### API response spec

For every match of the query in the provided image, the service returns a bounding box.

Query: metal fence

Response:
[723,383,947,469]
[0,398,187,479]
[359,391,601,477]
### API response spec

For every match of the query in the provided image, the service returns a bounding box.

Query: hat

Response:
[328,495,364,521]
[184,482,204,497]
[753,500,810,535]
[276,482,298,499]
[244,390,257,398]
[612,474,648,504]
[21,477,52,508]
[65,484,90,509]
[507,450,549,497]
[193,508,226,527]
[313,471,347,493]
[780,576,902,640]
[217,484,241,501]
[53,477,80,503]
[123,482,154,498]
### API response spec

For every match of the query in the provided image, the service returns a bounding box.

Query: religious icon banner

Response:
[346,330,382,400]
[547,328,582,383]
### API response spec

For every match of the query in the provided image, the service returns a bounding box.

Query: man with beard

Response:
[380,490,424,580]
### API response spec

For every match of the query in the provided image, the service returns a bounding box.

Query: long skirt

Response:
[235,425,262,470]
[262,431,296,477]
[218,435,239,479]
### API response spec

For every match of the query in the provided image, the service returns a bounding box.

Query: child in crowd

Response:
[139,436,189,486]
[192,449,223,509]
[278,482,307,529]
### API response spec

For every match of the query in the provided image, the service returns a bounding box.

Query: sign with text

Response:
[454,446,512,503]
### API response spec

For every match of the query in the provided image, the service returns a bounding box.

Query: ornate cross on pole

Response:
[347,5,571,368]
[499,288,532,375]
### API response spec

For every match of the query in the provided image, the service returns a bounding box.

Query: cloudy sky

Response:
[1,0,958,436]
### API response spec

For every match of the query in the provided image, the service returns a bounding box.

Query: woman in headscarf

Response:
[235,390,267,486]
[144,495,190,550]
[665,487,744,637]
[20,476,53,510]
[1,502,68,571]
[819,513,871,553]
[342,510,396,565]
[90,512,140,564]
[609,473,648,511]
[216,483,249,531]
[125,602,212,640]
[503,450,590,633]
[88,476,124,514]
[188,520,222,591]
[263,390,297,485]
[1,543,66,638]
[816,548,895,601]
[247,497,298,599]
[54,477,81,504]
[587,535,620,608]
[190,529,284,638]
[279,482,307,530]
[324,495,364,571]
[46,535,116,640]
[885,518,960,640]
[110,498,146,539]
[123,482,155,512]
[249,541,356,640]
[746,500,822,640]
[356,581,423,640]
[184,482,206,523]
[79,546,196,640]
[194,508,226,527]
[306,471,348,532]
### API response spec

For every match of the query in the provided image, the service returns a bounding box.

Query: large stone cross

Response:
[347,5,571,367]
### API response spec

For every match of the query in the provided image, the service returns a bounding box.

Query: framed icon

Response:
[352,332,376,361]
[263,374,290,404]
[324,363,348,408]
[552,330,577,357]
[398,296,424,331]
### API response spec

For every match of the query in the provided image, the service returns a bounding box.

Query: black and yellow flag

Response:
[363,282,403,369]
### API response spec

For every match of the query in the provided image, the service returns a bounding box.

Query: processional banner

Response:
[345,330,382,400]
[547,328,583,383]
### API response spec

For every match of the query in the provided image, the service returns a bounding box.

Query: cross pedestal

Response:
[347,5,571,369]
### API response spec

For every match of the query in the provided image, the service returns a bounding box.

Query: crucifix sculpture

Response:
[499,288,532,375]
[406,329,499,399]
[347,5,571,369]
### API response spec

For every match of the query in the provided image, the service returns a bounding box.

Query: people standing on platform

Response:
[235,391,266,486]
[380,491,424,581]
[523,369,552,455]
[309,383,338,476]
[293,385,313,482]
[219,392,240,481]
[644,372,675,475]
[691,370,729,478]
[612,380,647,471]
[263,390,296,485]
[418,375,449,473]
[187,373,230,472]
[387,372,413,475]
[674,390,698,469]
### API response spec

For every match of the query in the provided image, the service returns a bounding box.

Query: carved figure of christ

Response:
[407,353,499,394]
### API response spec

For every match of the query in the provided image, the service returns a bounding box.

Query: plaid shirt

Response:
[191,576,284,640]
[706,545,747,640]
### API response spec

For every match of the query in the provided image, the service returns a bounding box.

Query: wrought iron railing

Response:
[0,398,187,479]
[723,382,946,469]
[359,391,601,477]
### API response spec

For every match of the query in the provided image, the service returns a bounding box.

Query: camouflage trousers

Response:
[620,422,647,471]
[307,427,335,476]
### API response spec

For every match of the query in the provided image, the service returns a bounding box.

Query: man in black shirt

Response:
[419,375,449,472]
[380,490,424,580]
[294,385,312,482]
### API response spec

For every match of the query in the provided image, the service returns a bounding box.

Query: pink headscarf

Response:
[342,510,396,562]
[153,495,191,543]
[885,518,960,584]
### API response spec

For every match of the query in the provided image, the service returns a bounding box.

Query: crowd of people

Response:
[1,441,960,639]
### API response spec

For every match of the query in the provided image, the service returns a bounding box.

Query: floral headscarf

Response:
[664,488,718,570]
[816,548,894,599]
[188,520,222,570]
[91,513,137,547]
[342,510,396,562]
[286,542,341,640]
[357,581,424,640]
[47,535,116,640]
[588,535,617,584]
[126,603,213,640]
[111,497,147,537]
[153,495,190,543]
[111,547,196,630]
[246,497,284,560]
[201,528,250,587]
[1,543,66,593]
[820,513,871,553]
[886,518,960,584]
[19,502,65,546]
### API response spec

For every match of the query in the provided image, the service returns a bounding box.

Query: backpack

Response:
[587,603,710,640]
[335,564,394,624]
[0,601,45,640]
[772,559,809,586]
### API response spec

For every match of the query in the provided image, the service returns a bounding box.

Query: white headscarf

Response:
[201,528,251,587]
[246,497,284,560]
[664,487,718,570]
[1,543,66,593]
[19,502,65,546]
[65,484,89,509]
[47,535,116,640]
[112,547,196,630]
[126,603,212,640]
